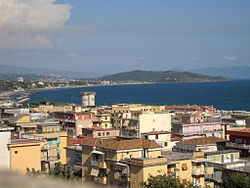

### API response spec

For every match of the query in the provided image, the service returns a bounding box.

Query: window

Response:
[164,142,168,146]
[182,179,187,184]
[155,135,159,139]
[98,133,101,136]
[182,163,188,171]
[106,132,110,136]
[15,151,18,154]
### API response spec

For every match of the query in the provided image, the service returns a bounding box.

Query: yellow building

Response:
[8,139,46,174]
[81,138,165,188]
[164,151,214,188]
[23,132,68,165]
[112,104,165,114]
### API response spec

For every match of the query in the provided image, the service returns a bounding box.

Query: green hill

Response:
[97,70,228,82]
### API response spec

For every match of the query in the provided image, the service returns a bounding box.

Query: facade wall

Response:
[92,130,120,138]
[0,131,11,170]
[58,136,67,164]
[206,152,240,164]
[9,144,41,173]
[130,164,167,188]
[139,113,171,133]
[146,134,171,150]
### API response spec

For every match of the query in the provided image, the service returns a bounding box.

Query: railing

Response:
[41,144,58,150]
[41,155,48,161]
[91,160,106,168]
[114,172,129,181]
[192,169,205,175]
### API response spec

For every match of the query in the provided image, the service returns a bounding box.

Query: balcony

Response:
[47,156,59,162]
[114,172,130,182]
[192,168,205,176]
[41,144,58,150]
[41,155,48,161]
[91,160,107,169]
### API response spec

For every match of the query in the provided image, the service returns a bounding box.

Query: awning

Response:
[192,159,208,163]
[115,162,128,167]
[91,150,105,155]
[90,168,99,177]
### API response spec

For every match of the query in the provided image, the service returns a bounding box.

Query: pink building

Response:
[54,111,95,137]
[172,114,222,140]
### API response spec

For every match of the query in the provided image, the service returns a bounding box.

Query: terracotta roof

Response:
[171,137,182,141]
[67,136,90,145]
[83,127,119,131]
[82,138,162,151]
[145,131,171,135]
[178,137,228,146]
[226,129,250,137]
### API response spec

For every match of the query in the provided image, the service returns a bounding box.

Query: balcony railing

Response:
[192,169,205,176]
[114,172,129,182]
[91,160,107,169]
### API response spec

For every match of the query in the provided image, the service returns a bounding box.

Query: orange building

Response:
[8,139,46,173]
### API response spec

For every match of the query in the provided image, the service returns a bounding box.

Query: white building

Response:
[121,112,172,138]
[0,125,14,170]
[80,91,96,107]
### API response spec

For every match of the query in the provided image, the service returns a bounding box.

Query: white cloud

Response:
[0,0,72,49]
[223,56,239,61]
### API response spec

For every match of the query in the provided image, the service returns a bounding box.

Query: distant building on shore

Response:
[80,91,96,107]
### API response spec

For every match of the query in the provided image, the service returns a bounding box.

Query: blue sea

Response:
[30,80,250,111]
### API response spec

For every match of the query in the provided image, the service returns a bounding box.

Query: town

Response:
[1,91,250,188]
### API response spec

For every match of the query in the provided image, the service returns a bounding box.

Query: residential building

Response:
[54,111,94,137]
[205,149,247,187]
[82,128,120,138]
[226,128,250,157]
[0,124,14,170]
[8,139,46,173]
[66,145,83,176]
[163,151,214,188]
[81,138,165,188]
[172,113,222,140]
[174,137,228,153]
[92,112,112,128]
[117,112,171,138]
[141,131,173,150]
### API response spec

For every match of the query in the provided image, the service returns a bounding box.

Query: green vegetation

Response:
[231,114,250,119]
[26,100,69,107]
[48,162,75,180]
[143,174,199,188]
[222,172,250,188]
[98,70,228,83]
[27,163,75,180]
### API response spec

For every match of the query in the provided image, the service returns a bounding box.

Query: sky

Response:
[0,0,250,75]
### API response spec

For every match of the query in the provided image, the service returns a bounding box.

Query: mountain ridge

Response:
[97,70,228,82]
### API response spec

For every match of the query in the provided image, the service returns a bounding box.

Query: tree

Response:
[48,162,74,180]
[223,172,250,188]
[143,174,199,188]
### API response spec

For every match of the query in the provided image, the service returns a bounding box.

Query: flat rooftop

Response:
[10,139,44,145]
